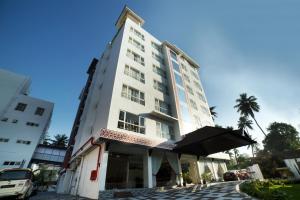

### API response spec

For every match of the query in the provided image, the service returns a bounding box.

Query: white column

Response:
[196,160,203,184]
[177,155,183,186]
[211,160,218,181]
[144,152,153,188]
[99,143,109,191]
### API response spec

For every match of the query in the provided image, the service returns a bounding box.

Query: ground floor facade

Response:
[57,141,228,199]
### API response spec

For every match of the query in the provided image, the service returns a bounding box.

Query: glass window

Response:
[177,87,187,104]
[155,98,171,115]
[15,103,27,112]
[189,99,198,110]
[118,110,145,134]
[170,50,177,61]
[121,84,145,105]
[174,73,183,87]
[129,37,145,52]
[183,74,190,83]
[172,61,180,72]
[156,122,175,140]
[153,80,169,95]
[124,65,145,83]
[152,52,164,64]
[194,81,203,91]
[35,107,45,116]
[151,41,162,52]
[180,104,192,123]
[126,49,145,66]
[181,64,187,71]
[196,92,206,103]
[152,65,166,78]
[186,85,194,95]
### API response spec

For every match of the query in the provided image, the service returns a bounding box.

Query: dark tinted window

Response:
[15,103,27,112]
[0,170,32,181]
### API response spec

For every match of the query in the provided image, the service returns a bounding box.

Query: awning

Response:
[173,126,256,156]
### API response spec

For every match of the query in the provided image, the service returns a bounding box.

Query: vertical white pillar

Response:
[177,155,183,186]
[211,160,218,181]
[196,160,202,184]
[99,143,109,191]
[144,152,153,188]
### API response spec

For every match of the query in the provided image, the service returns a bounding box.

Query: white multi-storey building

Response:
[0,69,54,169]
[58,7,236,199]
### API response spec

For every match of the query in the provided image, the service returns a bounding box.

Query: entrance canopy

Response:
[174,126,256,156]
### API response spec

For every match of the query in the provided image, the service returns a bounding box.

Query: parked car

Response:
[0,168,34,199]
[223,171,238,181]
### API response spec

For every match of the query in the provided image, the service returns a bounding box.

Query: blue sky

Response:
[1,0,299,154]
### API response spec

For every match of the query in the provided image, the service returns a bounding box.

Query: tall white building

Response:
[58,7,233,199]
[0,69,54,169]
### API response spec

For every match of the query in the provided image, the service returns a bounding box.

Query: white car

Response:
[0,168,34,199]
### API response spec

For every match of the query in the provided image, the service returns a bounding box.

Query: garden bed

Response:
[240,179,300,200]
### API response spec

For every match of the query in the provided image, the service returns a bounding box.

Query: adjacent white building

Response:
[0,69,54,169]
[58,7,230,199]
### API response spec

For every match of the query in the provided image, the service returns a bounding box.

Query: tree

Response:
[209,106,217,121]
[234,93,266,136]
[237,116,253,131]
[263,122,300,154]
[42,133,51,145]
[237,116,257,157]
[51,134,69,147]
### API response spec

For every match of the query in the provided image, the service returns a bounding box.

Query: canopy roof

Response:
[174,126,256,156]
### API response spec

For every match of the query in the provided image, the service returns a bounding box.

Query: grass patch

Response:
[240,180,300,200]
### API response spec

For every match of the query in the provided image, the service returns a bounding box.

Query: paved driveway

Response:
[30,181,254,200]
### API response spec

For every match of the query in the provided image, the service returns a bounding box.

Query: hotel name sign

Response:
[99,129,175,150]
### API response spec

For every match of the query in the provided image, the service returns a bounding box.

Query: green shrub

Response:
[240,180,288,200]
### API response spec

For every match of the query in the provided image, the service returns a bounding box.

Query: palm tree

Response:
[238,116,256,157]
[237,116,253,131]
[51,134,69,147]
[209,106,217,121]
[234,93,266,136]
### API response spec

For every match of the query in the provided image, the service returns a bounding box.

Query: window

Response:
[124,65,145,83]
[189,99,198,110]
[153,80,169,95]
[153,64,167,78]
[186,85,194,95]
[121,84,145,105]
[152,52,164,64]
[170,50,177,61]
[155,98,171,115]
[26,122,39,127]
[129,37,145,52]
[181,64,187,71]
[177,87,187,104]
[151,41,161,52]
[156,122,175,140]
[196,92,206,103]
[126,49,145,66]
[194,81,203,91]
[35,107,45,116]
[180,104,192,123]
[191,71,199,80]
[174,73,183,87]
[117,110,145,134]
[183,74,190,83]
[172,60,180,72]
[16,139,31,145]
[15,103,27,112]
[0,138,9,143]
[1,118,8,122]
[194,115,202,128]
[200,105,210,115]
[130,27,145,41]
[2,161,21,166]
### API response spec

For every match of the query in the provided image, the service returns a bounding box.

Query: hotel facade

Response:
[58,7,231,199]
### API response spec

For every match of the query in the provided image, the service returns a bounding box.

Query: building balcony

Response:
[150,107,177,122]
